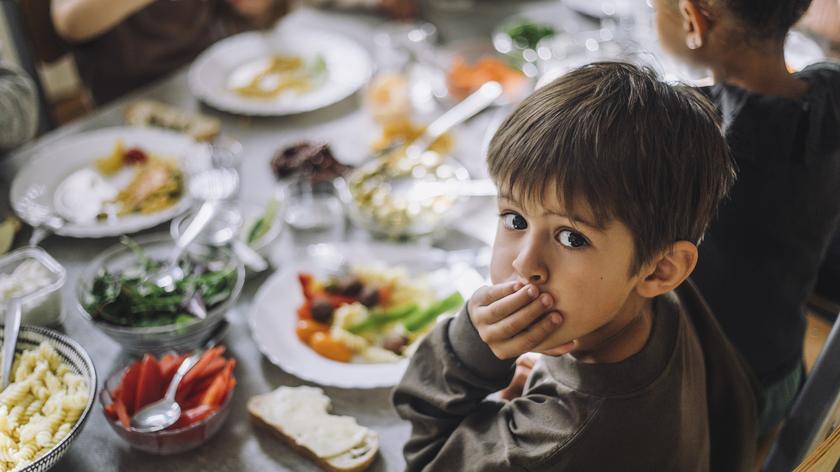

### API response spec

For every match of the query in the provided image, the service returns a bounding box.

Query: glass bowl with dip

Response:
[0,246,66,325]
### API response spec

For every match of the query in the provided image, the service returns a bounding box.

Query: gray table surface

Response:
[0,3,549,470]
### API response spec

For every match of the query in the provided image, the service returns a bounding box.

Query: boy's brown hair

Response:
[488,61,735,272]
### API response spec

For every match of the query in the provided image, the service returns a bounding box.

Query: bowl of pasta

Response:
[0,325,97,471]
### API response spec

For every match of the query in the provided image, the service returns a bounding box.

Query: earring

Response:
[686,36,702,50]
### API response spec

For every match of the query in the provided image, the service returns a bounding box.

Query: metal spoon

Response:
[130,321,229,433]
[147,167,239,291]
[147,200,219,292]
[404,80,503,160]
[1,297,22,390]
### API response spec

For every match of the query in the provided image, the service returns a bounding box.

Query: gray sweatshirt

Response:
[0,61,37,152]
[393,281,759,471]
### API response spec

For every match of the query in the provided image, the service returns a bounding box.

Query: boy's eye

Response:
[502,213,528,230]
[557,230,588,248]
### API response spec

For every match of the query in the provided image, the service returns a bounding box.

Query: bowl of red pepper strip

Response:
[100,346,236,454]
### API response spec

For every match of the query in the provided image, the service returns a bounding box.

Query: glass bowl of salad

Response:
[76,233,244,354]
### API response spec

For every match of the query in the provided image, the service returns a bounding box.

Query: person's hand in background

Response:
[227,0,287,28]
[381,0,417,19]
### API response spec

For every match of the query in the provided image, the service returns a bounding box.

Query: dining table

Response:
[0,1,828,470]
[0,2,544,470]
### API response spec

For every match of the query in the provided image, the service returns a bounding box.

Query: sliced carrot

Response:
[295,319,329,343]
[378,286,391,306]
[114,399,130,429]
[177,346,225,400]
[309,332,353,363]
[193,357,226,383]
[200,372,229,407]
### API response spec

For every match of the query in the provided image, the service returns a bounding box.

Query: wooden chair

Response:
[763,314,840,471]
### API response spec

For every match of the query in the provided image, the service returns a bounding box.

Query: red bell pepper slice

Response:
[114,399,131,429]
[118,361,142,415]
[135,354,163,413]
[170,404,217,430]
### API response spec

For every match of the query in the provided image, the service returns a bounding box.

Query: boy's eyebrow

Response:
[498,194,602,231]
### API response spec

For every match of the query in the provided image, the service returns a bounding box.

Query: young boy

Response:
[655,0,840,435]
[393,62,759,471]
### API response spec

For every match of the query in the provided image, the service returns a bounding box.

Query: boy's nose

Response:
[512,237,549,285]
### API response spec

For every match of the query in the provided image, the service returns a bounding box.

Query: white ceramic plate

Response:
[248,242,485,388]
[10,127,207,238]
[188,29,372,116]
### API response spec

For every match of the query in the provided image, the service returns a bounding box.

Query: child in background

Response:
[656,0,840,436]
[393,62,758,471]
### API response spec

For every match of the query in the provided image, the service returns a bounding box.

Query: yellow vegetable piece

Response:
[96,139,125,175]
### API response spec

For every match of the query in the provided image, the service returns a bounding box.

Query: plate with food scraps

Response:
[248,242,485,388]
[188,28,372,116]
[10,127,206,238]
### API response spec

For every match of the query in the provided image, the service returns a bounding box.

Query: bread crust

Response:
[247,396,379,472]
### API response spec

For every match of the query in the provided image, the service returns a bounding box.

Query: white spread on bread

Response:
[255,386,369,459]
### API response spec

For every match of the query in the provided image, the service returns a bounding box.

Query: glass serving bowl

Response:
[0,246,66,325]
[76,233,244,354]
[99,362,233,455]
[337,151,472,239]
[171,195,284,275]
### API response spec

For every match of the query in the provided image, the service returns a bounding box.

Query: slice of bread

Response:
[248,393,379,472]
[125,100,221,142]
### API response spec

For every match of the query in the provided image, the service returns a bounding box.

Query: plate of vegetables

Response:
[248,242,483,388]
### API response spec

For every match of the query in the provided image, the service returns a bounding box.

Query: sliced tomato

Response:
[298,272,318,301]
[326,293,357,308]
[135,354,163,412]
[297,302,313,320]
[118,361,142,415]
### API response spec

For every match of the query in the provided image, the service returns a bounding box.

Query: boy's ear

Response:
[678,0,710,50]
[635,241,698,298]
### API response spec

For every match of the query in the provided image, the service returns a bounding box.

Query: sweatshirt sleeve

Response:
[392,307,582,471]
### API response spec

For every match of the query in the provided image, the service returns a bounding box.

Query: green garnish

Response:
[246,198,279,245]
[505,20,556,50]
[84,239,237,328]
[402,292,464,332]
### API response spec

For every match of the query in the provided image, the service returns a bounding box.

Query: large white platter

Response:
[10,127,206,238]
[188,29,372,116]
[248,242,485,389]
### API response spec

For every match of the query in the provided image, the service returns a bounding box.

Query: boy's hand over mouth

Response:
[468,281,575,360]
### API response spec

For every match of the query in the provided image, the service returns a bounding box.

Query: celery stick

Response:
[402,292,464,332]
